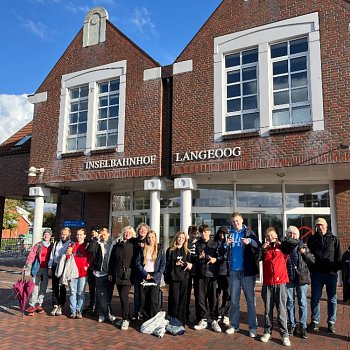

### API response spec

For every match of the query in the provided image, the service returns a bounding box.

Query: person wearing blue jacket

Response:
[135,230,166,320]
[225,212,261,338]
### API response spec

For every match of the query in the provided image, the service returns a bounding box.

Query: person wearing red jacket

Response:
[24,229,53,316]
[68,228,89,319]
[260,227,291,347]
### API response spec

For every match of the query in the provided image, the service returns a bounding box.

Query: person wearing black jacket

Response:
[193,224,221,333]
[108,226,138,330]
[132,222,149,320]
[214,226,230,326]
[285,226,315,339]
[84,227,99,314]
[135,230,166,320]
[307,218,343,333]
[165,231,192,325]
[186,225,198,321]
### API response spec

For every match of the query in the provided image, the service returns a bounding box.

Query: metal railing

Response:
[0,238,31,257]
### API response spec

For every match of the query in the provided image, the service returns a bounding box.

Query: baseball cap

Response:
[315,217,327,225]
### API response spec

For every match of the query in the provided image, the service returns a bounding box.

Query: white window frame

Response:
[57,61,127,158]
[213,12,324,141]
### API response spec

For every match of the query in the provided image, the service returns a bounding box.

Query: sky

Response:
[0,0,222,144]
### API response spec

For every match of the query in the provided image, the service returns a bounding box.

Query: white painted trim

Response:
[143,67,161,81]
[213,12,324,141]
[28,92,47,104]
[173,60,193,75]
[57,60,127,157]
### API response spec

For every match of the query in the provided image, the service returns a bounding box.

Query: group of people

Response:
[23,214,345,346]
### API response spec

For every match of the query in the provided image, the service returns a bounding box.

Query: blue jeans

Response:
[70,276,87,313]
[228,271,257,331]
[310,272,337,323]
[286,282,308,329]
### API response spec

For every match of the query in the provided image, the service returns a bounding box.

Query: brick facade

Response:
[172,0,350,173]
[335,180,350,250]
[56,191,110,239]
[29,22,163,188]
[1,1,350,244]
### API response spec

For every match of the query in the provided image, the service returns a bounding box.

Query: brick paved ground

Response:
[0,258,349,350]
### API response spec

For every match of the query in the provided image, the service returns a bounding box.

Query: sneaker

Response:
[121,320,130,330]
[249,329,257,338]
[282,336,291,347]
[260,333,271,343]
[50,305,59,316]
[55,306,62,316]
[76,312,82,319]
[222,316,230,326]
[211,320,222,333]
[194,319,208,330]
[225,327,236,335]
[115,319,123,326]
[308,321,319,331]
[288,325,295,336]
[300,327,308,339]
[328,322,335,333]
[27,306,35,316]
[35,305,44,314]
[98,315,105,323]
[70,313,76,319]
[108,313,116,322]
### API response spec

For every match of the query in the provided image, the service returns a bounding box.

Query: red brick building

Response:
[0,1,349,250]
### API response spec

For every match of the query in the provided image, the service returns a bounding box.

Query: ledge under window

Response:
[60,151,85,158]
[269,124,312,135]
[90,148,117,155]
[222,131,259,140]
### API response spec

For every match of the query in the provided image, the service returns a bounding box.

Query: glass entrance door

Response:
[243,212,283,282]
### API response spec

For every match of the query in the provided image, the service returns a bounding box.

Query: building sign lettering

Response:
[175,147,241,162]
[85,155,156,170]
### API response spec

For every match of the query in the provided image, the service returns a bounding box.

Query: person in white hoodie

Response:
[48,227,71,316]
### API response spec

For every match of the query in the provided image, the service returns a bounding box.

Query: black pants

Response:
[87,269,97,309]
[186,274,195,320]
[168,279,188,325]
[51,266,67,307]
[217,275,230,316]
[140,284,160,320]
[194,277,218,322]
[96,275,114,317]
[117,284,131,321]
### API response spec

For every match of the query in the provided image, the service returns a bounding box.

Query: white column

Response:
[174,177,197,233]
[32,196,45,244]
[29,186,51,245]
[150,190,161,234]
[163,213,170,251]
[181,189,192,233]
[144,178,166,236]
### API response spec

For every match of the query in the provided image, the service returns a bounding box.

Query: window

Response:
[214,12,323,141]
[96,80,120,148]
[57,61,126,157]
[14,134,32,147]
[225,48,259,132]
[67,85,88,151]
[271,37,310,126]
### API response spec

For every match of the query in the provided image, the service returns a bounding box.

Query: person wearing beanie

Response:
[24,228,54,316]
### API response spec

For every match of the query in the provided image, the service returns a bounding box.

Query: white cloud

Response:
[22,19,50,40]
[13,11,52,41]
[0,94,33,144]
[52,0,90,14]
[130,7,158,38]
